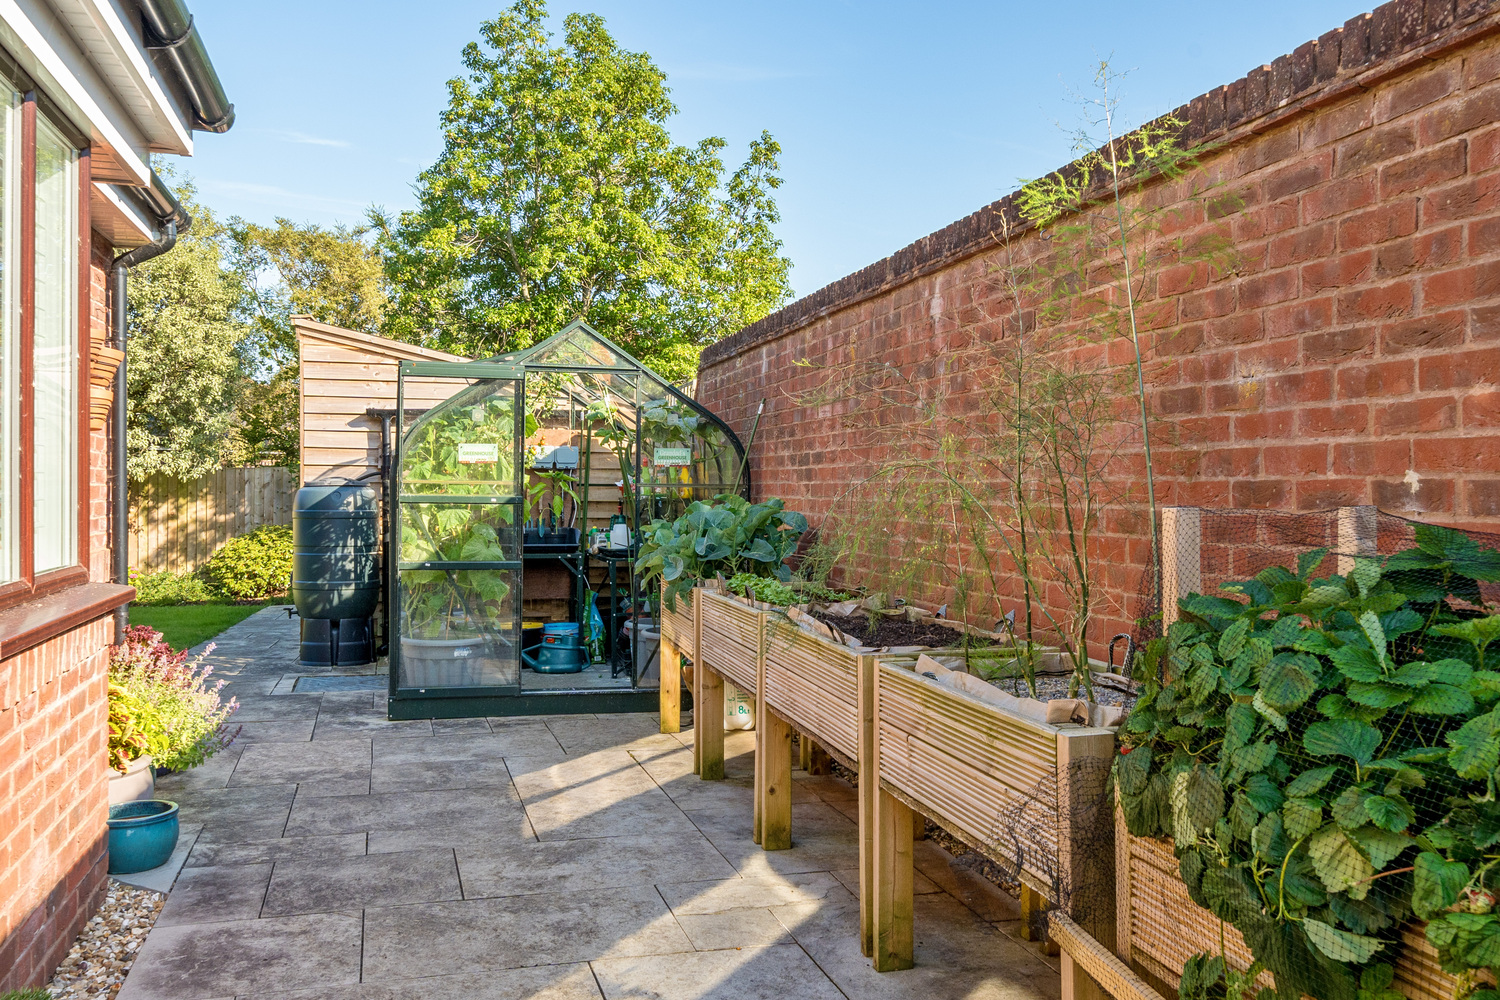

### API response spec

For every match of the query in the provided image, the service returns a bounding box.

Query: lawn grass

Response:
[128,601,280,651]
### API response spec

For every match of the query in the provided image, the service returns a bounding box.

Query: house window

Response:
[0,92,83,590]
[31,115,77,574]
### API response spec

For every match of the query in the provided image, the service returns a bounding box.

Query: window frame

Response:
[0,89,93,609]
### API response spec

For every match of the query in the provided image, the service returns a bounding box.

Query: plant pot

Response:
[108,755,155,805]
[400,636,517,688]
[107,799,179,874]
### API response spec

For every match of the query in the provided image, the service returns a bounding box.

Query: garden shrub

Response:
[130,568,214,605]
[107,682,148,773]
[1118,524,1500,1000]
[201,524,293,601]
[109,625,238,771]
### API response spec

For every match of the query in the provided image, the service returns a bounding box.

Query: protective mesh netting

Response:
[989,508,1500,1000]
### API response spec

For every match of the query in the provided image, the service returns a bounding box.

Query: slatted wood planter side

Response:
[697,590,763,695]
[659,587,697,664]
[762,616,861,762]
[875,662,1065,891]
[1117,824,1463,1000]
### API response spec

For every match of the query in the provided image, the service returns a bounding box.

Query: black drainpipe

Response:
[136,0,235,133]
[111,182,191,640]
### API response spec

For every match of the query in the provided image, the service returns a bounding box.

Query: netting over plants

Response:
[1113,508,1500,1000]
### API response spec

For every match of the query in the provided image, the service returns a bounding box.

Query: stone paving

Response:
[120,607,1062,1000]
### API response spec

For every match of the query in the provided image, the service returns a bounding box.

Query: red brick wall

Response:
[698,0,1500,652]
[0,619,112,991]
[89,235,113,585]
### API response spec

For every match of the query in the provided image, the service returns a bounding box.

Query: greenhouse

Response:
[387,320,749,719]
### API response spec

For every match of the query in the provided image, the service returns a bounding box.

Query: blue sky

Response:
[185,0,1376,298]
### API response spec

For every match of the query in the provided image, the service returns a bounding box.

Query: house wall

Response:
[0,618,112,992]
[698,0,1500,651]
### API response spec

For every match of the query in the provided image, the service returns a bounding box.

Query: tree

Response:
[226,218,389,468]
[126,178,252,482]
[381,0,792,380]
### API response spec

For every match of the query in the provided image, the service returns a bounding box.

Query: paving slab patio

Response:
[121,606,1062,1000]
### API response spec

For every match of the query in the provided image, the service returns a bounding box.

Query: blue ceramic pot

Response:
[107,799,179,874]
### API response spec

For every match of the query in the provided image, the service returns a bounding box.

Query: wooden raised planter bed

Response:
[1116,824,1463,1000]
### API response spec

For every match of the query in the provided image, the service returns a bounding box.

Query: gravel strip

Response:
[46,879,165,999]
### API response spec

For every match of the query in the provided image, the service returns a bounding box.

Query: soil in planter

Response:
[809,609,969,648]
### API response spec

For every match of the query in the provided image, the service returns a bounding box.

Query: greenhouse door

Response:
[390,361,525,712]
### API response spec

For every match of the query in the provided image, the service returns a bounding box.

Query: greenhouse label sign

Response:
[653,446,692,466]
[457,443,500,463]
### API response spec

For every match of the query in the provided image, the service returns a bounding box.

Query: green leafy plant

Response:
[527,469,582,526]
[129,568,215,606]
[635,494,808,611]
[399,391,533,640]
[200,525,293,602]
[1118,524,1500,1000]
[725,573,799,606]
[110,625,238,772]
[107,682,148,773]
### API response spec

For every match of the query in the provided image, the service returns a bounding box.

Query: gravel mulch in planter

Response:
[46,880,165,999]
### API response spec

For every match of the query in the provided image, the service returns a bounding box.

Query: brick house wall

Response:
[698,0,1500,652]
[0,619,112,991]
[0,231,124,992]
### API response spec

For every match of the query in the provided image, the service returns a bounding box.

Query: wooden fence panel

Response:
[128,467,295,575]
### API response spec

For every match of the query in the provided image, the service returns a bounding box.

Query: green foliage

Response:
[110,625,237,772]
[129,568,215,605]
[379,0,791,380]
[399,392,535,638]
[1,989,53,1000]
[107,682,148,772]
[200,526,294,602]
[126,175,253,482]
[1118,525,1500,998]
[225,217,389,471]
[725,573,799,606]
[635,495,808,610]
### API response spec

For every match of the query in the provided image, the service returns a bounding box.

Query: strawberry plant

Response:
[1118,524,1500,1000]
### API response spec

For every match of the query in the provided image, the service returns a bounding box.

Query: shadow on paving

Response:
[118,607,1061,1000]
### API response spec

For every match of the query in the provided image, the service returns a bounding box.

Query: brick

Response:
[1415,434,1500,471]
[1380,310,1467,352]
[1298,479,1368,508]
[1422,172,1500,224]
[1377,226,1462,276]
[1303,250,1374,291]
[1207,311,1265,346]
[1210,381,1264,412]
[1337,281,1415,322]
[1300,403,1371,435]
[1419,346,1500,389]
[1268,223,1336,268]
[1334,439,1411,474]
[1464,388,1500,427]
[1375,64,1462,123]
[1418,82,1500,146]
[1267,369,1334,407]
[1240,268,1300,308]
[1303,174,1378,221]
[1339,200,1419,249]
[1375,396,1458,433]
[1470,123,1500,171]
[1335,123,1417,176]
[1374,475,1455,512]
[1155,385,1203,415]
[1305,93,1375,148]
[1203,446,1261,477]
[1233,410,1296,440]
[1178,286,1237,321]
[1303,326,1374,363]
[1468,479,1500,516]
[1265,156,1331,200]
[1473,303,1500,339]
[1232,479,1292,507]
[1423,261,1500,309]
[1265,443,1329,474]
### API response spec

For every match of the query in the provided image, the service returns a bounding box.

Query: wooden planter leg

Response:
[699,666,725,781]
[857,654,877,958]
[873,788,915,972]
[913,808,925,841]
[1020,883,1045,941]
[798,729,812,770]
[691,655,702,775]
[659,635,680,734]
[808,740,831,775]
[752,679,764,845]
[760,706,793,851]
